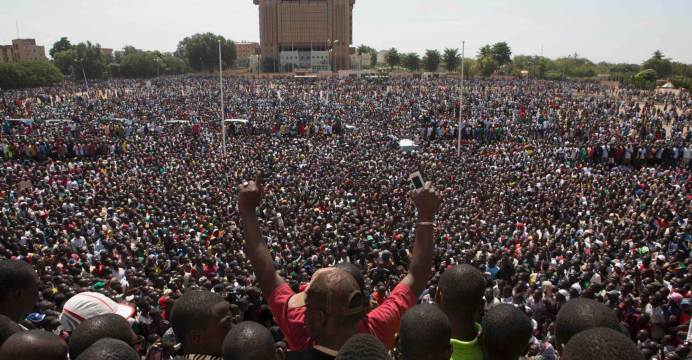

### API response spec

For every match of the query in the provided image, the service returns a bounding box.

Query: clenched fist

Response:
[412,181,442,222]
[238,172,264,219]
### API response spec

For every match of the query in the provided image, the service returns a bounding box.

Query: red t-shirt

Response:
[268,282,416,350]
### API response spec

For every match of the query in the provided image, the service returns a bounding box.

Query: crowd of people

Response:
[0,75,691,359]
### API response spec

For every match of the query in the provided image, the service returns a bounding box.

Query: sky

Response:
[1,0,691,64]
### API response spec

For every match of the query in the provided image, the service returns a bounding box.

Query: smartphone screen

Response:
[409,171,424,189]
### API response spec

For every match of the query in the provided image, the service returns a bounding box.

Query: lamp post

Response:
[75,58,89,93]
[218,39,226,156]
[457,41,465,157]
[332,40,340,72]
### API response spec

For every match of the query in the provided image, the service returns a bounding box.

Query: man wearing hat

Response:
[238,172,442,352]
[58,292,135,335]
[285,267,366,359]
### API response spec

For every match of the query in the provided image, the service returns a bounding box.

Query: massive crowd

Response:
[0,75,690,360]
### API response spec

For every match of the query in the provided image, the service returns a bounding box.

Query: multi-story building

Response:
[100,48,114,57]
[376,50,387,65]
[254,0,355,72]
[236,41,260,59]
[0,39,47,63]
[0,46,12,63]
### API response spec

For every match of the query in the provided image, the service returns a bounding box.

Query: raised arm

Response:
[401,181,442,295]
[238,172,285,297]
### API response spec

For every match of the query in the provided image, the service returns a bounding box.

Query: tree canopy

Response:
[176,33,236,71]
[52,40,109,79]
[423,50,441,72]
[491,42,512,66]
[385,48,400,69]
[642,50,672,78]
[49,37,72,59]
[402,53,421,72]
[0,61,64,89]
[443,48,460,72]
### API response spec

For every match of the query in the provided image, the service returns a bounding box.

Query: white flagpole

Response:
[457,41,465,157]
[219,39,226,156]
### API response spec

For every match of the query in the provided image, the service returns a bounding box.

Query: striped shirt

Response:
[175,354,223,360]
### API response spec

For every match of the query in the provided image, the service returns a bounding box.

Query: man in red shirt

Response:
[238,172,441,351]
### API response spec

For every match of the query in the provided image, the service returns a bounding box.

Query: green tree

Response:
[443,48,460,72]
[491,42,512,66]
[402,53,421,72]
[120,49,158,78]
[53,49,76,75]
[642,50,672,78]
[635,68,657,82]
[477,45,497,77]
[176,33,236,71]
[49,37,72,59]
[161,54,188,75]
[422,49,441,72]
[357,45,376,55]
[671,62,692,77]
[385,48,400,70]
[610,63,640,74]
[72,41,107,79]
[356,45,378,67]
[0,61,63,89]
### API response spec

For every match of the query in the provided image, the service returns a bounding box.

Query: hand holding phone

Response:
[409,171,424,189]
[410,174,442,222]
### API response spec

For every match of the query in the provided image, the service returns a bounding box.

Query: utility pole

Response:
[218,40,226,156]
[457,41,465,157]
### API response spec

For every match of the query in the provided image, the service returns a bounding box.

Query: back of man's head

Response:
[399,304,451,360]
[555,298,621,352]
[334,262,366,293]
[223,321,281,360]
[335,334,389,360]
[0,313,22,347]
[74,338,140,360]
[437,264,486,318]
[0,330,68,360]
[562,327,644,360]
[170,289,230,355]
[0,259,38,321]
[481,304,532,360]
[68,313,136,359]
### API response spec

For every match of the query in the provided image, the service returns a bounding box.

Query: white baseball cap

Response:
[58,292,135,332]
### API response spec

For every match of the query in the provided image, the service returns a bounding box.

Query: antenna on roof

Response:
[16,20,20,39]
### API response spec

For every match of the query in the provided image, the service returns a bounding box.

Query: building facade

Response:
[100,48,114,57]
[0,39,47,63]
[254,0,355,71]
[236,41,260,59]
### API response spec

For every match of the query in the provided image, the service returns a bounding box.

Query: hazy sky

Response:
[1,0,690,63]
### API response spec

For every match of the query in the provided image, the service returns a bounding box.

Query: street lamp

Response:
[74,58,89,92]
[331,39,340,72]
[155,58,161,78]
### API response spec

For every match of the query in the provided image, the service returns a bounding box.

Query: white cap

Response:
[58,292,135,332]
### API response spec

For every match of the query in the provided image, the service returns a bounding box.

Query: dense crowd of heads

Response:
[0,75,690,359]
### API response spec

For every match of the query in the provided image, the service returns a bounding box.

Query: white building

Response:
[376,50,388,65]
[279,50,330,72]
[350,53,373,70]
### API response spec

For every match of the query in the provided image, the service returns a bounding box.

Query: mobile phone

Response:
[409,171,424,189]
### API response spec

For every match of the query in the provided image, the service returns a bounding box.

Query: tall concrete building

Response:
[254,0,355,72]
[0,39,47,63]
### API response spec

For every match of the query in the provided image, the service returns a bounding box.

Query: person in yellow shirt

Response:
[436,264,485,360]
